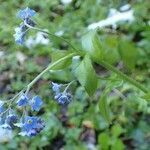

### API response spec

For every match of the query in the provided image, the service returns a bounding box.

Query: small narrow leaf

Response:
[75,55,98,96]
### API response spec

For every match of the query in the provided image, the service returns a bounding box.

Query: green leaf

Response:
[118,39,138,70]
[142,93,150,101]
[51,50,72,70]
[111,139,124,150]
[101,35,120,64]
[98,132,110,150]
[107,74,124,89]
[98,89,111,123]
[49,69,73,82]
[111,124,123,137]
[74,55,98,96]
[82,30,104,61]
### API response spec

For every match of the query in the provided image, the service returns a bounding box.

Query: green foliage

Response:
[118,38,138,70]
[82,31,104,61]
[51,50,72,70]
[98,89,111,123]
[98,132,110,150]
[75,55,98,96]
[142,93,150,101]
[101,35,120,64]
[0,0,150,149]
[98,124,124,150]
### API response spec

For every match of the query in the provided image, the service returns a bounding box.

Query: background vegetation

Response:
[0,0,149,149]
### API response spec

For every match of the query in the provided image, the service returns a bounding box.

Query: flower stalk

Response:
[24,22,79,52]
[26,24,148,94]
[25,53,76,94]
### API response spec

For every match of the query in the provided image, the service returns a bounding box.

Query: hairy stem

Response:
[24,22,78,52]
[97,60,148,93]
[63,80,75,93]
[25,22,148,94]
[25,53,76,93]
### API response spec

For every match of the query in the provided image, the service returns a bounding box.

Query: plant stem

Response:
[63,80,75,93]
[24,22,79,52]
[25,53,76,93]
[97,60,148,93]
[25,22,148,94]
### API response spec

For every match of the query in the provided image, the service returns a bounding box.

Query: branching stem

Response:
[8,22,148,106]
[25,53,76,93]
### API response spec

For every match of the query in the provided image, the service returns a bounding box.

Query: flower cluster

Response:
[19,116,45,137]
[0,108,18,129]
[0,94,44,137]
[14,7,36,45]
[17,94,43,111]
[51,82,72,105]
[0,7,75,139]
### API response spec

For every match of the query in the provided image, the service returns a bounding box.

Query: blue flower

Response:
[30,96,43,111]
[0,117,5,125]
[13,27,25,45]
[5,114,18,129]
[19,116,45,137]
[17,94,28,107]
[14,8,36,45]
[52,82,61,94]
[24,18,36,27]
[13,23,28,45]
[1,123,11,129]
[0,101,4,114]
[52,82,73,105]
[23,116,38,131]
[55,92,72,105]
[17,7,36,20]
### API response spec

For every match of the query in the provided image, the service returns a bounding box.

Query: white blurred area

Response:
[0,51,4,58]
[25,32,49,48]
[0,127,13,143]
[88,4,134,30]
[61,0,72,5]
[25,29,65,48]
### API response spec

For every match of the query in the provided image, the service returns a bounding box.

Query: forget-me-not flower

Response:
[14,7,36,45]
[13,25,26,44]
[29,96,43,111]
[17,7,36,20]
[5,114,18,129]
[52,82,62,94]
[17,94,28,107]
[55,92,72,105]
[19,116,45,137]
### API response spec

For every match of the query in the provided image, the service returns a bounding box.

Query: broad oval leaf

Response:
[101,35,120,64]
[51,50,72,70]
[82,31,104,61]
[118,39,138,70]
[74,55,98,96]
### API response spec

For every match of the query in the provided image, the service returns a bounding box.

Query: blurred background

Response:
[0,0,150,149]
